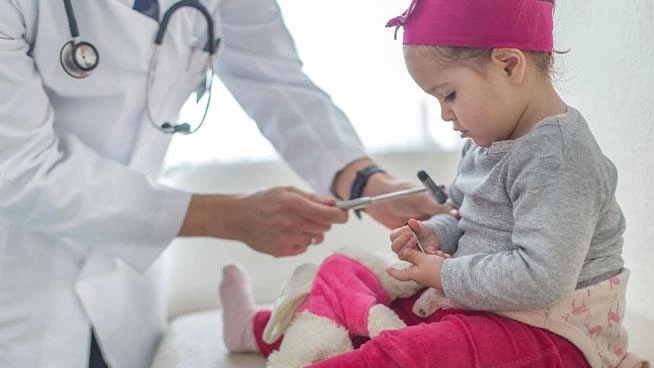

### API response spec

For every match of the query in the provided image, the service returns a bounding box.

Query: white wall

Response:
[160,0,654,360]
[552,0,654,347]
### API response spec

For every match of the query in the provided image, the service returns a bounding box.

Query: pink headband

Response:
[386,0,554,52]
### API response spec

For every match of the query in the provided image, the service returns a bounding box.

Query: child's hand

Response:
[390,218,440,255]
[385,248,447,289]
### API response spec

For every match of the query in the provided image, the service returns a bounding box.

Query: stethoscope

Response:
[60,0,219,134]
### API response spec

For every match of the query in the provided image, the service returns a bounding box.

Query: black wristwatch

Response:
[349,164,385,219]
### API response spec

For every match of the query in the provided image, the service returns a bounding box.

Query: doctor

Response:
[0,0,449,367]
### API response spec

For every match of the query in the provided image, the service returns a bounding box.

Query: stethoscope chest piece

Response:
[60,40,99,79]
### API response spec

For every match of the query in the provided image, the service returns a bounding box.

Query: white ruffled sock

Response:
[219,263,258,352]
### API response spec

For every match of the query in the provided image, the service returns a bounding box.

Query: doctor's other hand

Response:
[390,218,441,255]
[362,174,451,229]
[178,188,347,257]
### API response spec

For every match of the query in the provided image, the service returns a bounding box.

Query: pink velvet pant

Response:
[253,293,591,368]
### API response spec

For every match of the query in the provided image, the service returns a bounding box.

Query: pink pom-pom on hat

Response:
[386,0,554,52]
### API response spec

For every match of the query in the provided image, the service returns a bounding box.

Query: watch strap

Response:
[350,165,385,218]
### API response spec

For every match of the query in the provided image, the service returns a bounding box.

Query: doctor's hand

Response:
[331,159,451,229]
[363,174,451,229]
[178,188,348,257]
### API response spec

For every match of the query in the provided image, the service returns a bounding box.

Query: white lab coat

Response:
[0,0,366,367]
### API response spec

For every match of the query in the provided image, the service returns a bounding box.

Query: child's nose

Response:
[440,104,456,122]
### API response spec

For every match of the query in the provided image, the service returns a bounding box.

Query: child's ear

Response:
[490,48,526,84]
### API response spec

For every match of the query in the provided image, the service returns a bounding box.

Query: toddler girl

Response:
[219,0,648,366]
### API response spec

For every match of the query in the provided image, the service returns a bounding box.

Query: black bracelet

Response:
[350,165,385,219]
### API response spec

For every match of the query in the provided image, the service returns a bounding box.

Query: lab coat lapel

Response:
[76,251,167,368]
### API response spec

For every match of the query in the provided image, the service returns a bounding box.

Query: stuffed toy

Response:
[261,247,453,368]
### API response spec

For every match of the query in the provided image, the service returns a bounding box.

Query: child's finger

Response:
[435,250,451,258]
[389,225,409,242]
[391,230,415,254]
[385,265,416,282]
[407,218,430,245]
[407,218,421,233]
[398,247,425,265]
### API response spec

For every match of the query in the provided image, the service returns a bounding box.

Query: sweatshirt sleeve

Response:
[0,2,191,272]
[425,214,460,255]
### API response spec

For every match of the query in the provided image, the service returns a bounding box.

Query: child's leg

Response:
[219,263,282,356]
[248,290,469,359]
[305,311,590,368]
[218,263,259,352]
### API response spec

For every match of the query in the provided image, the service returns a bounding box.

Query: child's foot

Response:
[219,263,258,352]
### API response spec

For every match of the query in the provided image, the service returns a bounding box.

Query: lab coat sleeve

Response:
[215,0,367,195]
[0,3,191,272]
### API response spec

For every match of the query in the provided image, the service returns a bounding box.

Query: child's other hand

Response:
[390,218,440,255]
[385,248,446,289]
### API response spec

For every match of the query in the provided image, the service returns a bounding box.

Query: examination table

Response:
[150,309,266,368]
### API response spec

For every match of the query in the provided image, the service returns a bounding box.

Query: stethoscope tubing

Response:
[62,0,80,38]
[145,1,218,134]
[155,0,216,54]
[61,0,218,134]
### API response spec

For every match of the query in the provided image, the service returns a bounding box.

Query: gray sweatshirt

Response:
[429,107,625,311]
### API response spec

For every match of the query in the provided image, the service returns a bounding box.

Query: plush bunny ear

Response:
[263,263,319,344]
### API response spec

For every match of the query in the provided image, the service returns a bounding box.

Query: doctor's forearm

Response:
[178,194,241,239]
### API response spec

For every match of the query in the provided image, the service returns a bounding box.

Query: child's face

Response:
[404,47,525,147]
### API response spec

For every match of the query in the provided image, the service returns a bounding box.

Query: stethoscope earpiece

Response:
[60,40,99,79]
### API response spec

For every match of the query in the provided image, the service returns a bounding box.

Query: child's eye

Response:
[445,92,456,103]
